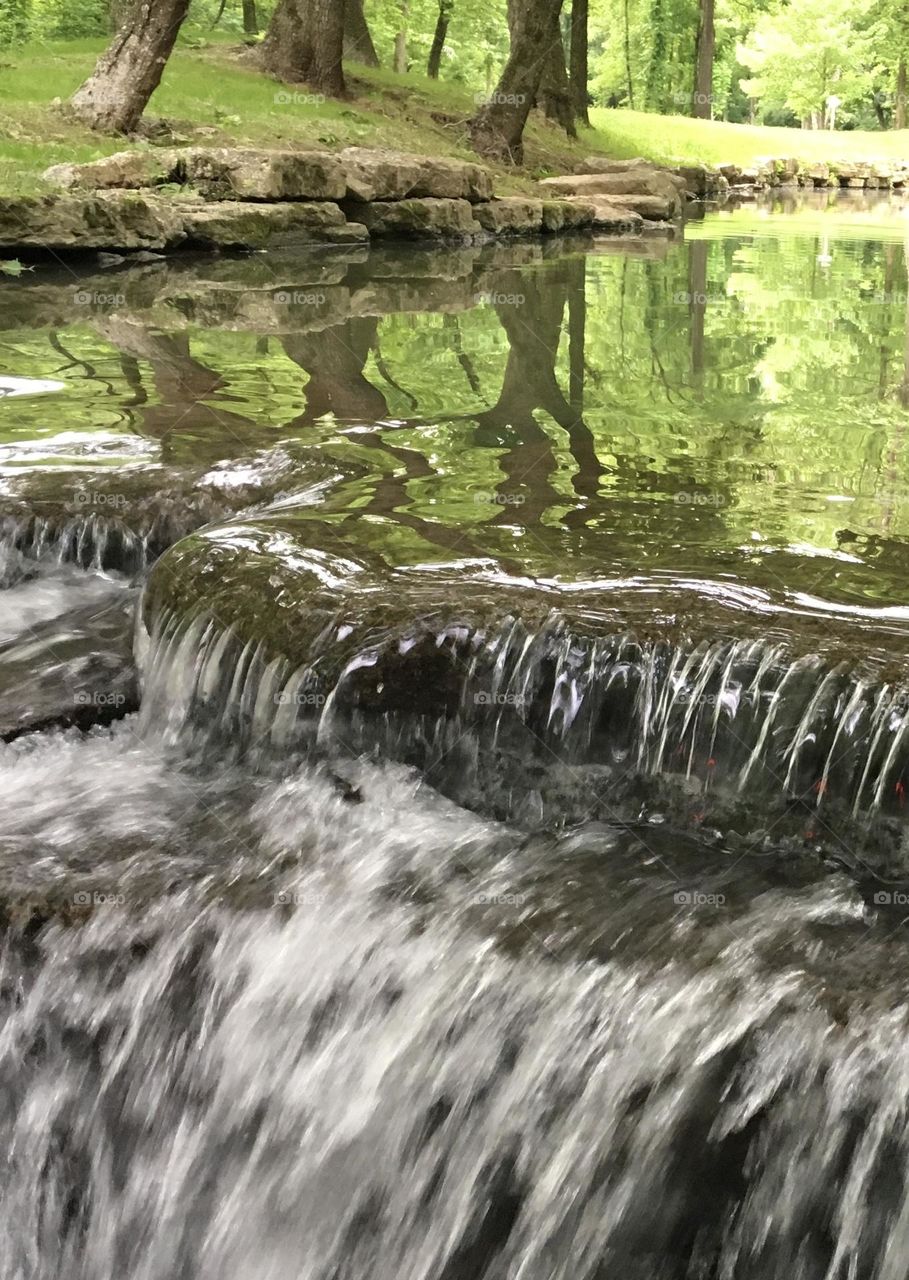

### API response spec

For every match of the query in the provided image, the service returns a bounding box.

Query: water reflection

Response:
[3,201,909,617]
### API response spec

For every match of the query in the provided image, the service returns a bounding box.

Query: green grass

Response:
[589,108,909,168]
[2,36,909,198]
[0,38,606,196]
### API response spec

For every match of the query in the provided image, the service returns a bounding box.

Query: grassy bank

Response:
[590,108,909,169]
[0,38,600,196]
[2,37,909,197]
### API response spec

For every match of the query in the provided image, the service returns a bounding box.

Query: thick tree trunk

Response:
[242,0,258,34]
[569,0,589,124]
[262,0,346,97]
[427,0,453,78]
[69,0,191,134]
[344,0,379,67]
[261,0,311,82]
[538,8,576,136]
[394,0,409,73]
[692,0,714,117]
[469,0,566,162]
[897,59,907,130]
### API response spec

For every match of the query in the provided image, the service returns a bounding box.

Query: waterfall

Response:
[137,607,909,823]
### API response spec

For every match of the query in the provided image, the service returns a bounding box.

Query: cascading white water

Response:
[0,726,907,1280]
[137,607,909,822]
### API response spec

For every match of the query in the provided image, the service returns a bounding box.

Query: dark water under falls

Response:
[5,194,909,1277]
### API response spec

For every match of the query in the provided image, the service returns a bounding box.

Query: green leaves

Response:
[738,0,875,124]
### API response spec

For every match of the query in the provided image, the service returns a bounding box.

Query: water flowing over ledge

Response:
[132,509,909,882]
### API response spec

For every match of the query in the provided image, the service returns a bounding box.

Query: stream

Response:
[4,192,909,1278]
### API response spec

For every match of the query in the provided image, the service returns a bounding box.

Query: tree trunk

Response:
[427,0,453,78]
[538,8,576,135]
[569,0,589,124]
[394,0,409,73]
[624,0,635,107]
[242,0,258,34]
[344,0,379,67]
[897,59,907,130]
[692,0,714,118]
[262,0,346,97]
[69,0,191,134]
[262,0,311,81]
[470,0,566,162]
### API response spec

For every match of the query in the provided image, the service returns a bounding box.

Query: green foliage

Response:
[738,0,874,125]
[365,0,508,90]
[0,0,31,46]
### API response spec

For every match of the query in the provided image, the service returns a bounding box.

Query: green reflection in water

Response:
[3,201,909,614]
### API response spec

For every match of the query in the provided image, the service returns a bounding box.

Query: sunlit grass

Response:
[590,108,909,168]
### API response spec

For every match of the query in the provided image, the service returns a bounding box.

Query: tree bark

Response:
[692,0,714,118]
[569,0,589,124]
[262,0,346,97]
[538,7,576,135]
[897,59,907,130]
[427,0,454,78]
[624,0,635,107]
[469,0,566,162]
[344,0,379,67]
[69,0,191,134]
[242,0,258,34]
[394,0,409,73]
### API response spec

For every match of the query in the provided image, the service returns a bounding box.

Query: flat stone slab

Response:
[43,150,174,191]
[540,170,682,216]
[541,199,598,233]
[340,147,493,202]
[351,197,483,240]
[563,197,643,232]
[0,192,186,251]
[181,201,367,249]
[0,192,365,252]
[174,147,348,201]
[473,197,544,235]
